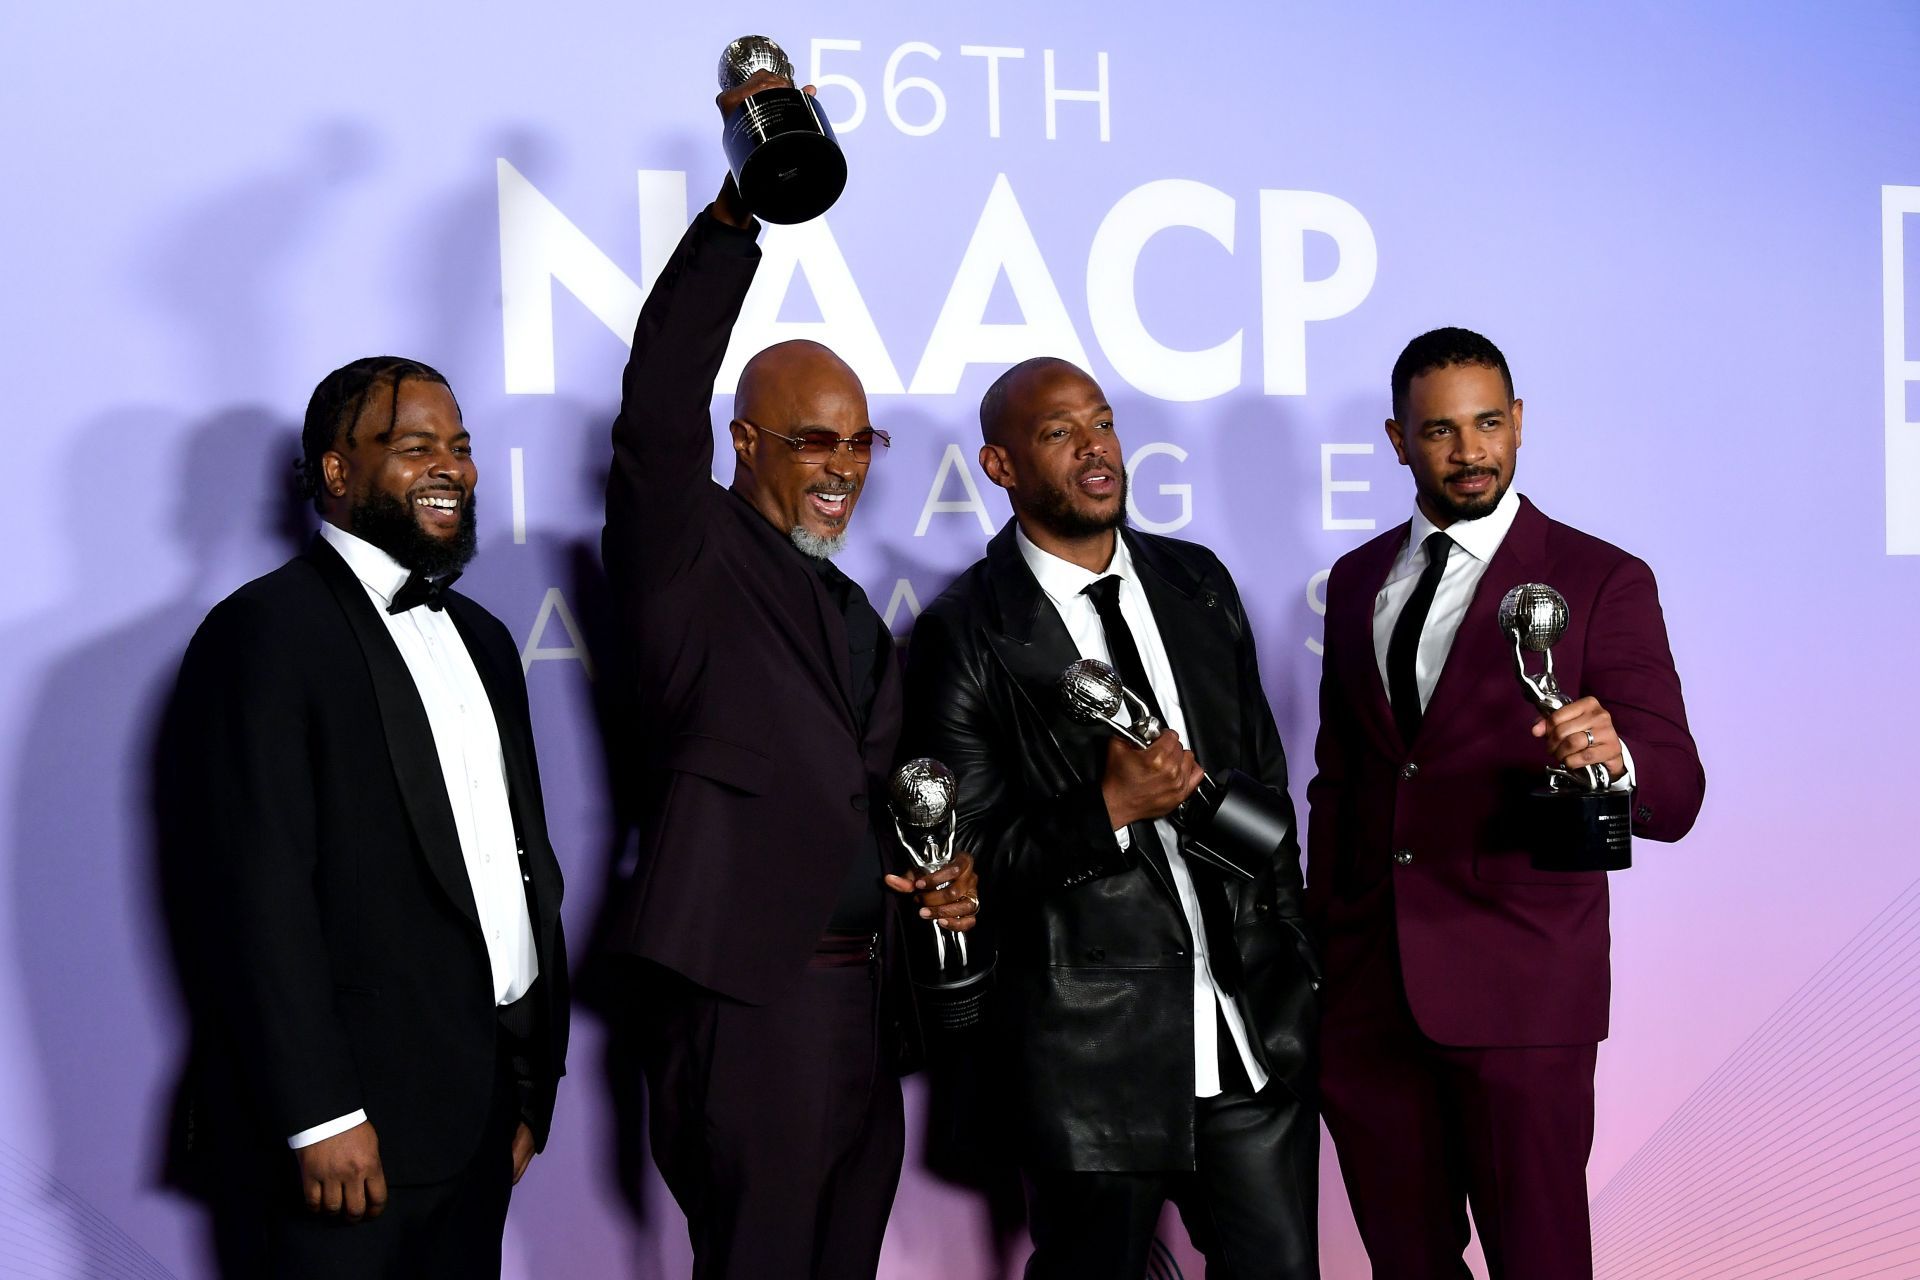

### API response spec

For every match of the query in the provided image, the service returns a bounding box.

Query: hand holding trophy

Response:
[717,36,847,224]
[1057,658,1292,881]
[1498,584,1634,871]
[886,759,993,1031]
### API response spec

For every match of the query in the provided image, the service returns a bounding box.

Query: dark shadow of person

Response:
[5,405,305,1280]
[149,412,310,1276]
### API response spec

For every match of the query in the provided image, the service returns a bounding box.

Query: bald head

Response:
[726,339,874,559]
[734,340,864,430]
[979,356,1095,448]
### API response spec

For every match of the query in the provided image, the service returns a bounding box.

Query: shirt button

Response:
[1393,849,1414,866]
[850,794,869,812]
[1401,763,1419,780]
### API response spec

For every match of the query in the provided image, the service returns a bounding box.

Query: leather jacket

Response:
[903,521,1320,1172]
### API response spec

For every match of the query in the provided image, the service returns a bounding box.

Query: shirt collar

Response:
[1407,484,1522,566]
[1015,522,1134,608]
[319,521,412,609]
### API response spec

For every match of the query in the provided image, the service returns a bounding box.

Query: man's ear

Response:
[728,419,756,470]
[1510,397,1524,449]
[978,443,1014,492]
[1383,418,1409,467]
[321,450,350,498]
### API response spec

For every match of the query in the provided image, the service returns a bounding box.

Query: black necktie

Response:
[388,570,460,615]
[1386,532,1452,744]
[1082,573,1241,995]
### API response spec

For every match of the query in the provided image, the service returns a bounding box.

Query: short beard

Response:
[1422,468,1508,524]
[1026,468,1130,539]
[789,526,848,559]
[351,488,478,577]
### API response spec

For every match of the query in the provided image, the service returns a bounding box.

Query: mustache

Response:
[808,480,856,495]
[1445,467,1498,482]
[1075,460,1119,481]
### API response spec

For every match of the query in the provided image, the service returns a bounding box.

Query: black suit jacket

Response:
[597,211,906,1007]
[902,521,1319,1172]
[165,536,568,1186]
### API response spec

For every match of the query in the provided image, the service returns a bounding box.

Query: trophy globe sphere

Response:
[1058,659,1126,724]
[888,758,955,828]
[718,35,794,88]
[1499,583,1570,652]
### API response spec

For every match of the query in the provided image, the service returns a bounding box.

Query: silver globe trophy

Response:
[718,36,847,224]
[1057,659,1292,881]
[1499,583,1633,871]
[886,758,992,1031]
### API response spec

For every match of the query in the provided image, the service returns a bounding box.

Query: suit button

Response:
[851,794,868,813]
[1401,763,1419,780]
[1393,849,1414,866]
[1637,805,1653,822]
[1172,947,1188,958]
[1087,947,1106,961]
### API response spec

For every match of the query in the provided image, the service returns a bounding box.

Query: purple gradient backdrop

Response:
[1,3,1915,1276]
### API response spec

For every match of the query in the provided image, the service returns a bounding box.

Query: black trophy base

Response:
[722,87,847,224]
[1529,785,1633,872]
[1175,768,1292,881]
[913,953,994,1035]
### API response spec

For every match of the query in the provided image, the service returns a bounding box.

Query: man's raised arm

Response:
[604,74,799,589]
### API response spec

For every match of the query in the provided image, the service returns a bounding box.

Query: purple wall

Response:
[2,3,1916,1275]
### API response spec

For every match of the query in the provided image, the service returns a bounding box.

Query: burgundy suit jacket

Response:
[597,212,904,1005]
[1306,496,1704,1047]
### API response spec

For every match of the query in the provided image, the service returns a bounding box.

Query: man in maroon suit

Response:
[1308,327,1705,1279]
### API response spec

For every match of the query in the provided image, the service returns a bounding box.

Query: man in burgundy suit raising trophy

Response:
[1309,327,1706,1279]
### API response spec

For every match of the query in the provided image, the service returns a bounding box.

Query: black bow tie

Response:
[388,570,460,615]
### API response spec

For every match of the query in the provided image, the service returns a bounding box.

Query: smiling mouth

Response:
[806,488,852,523]
[414,491,464,526]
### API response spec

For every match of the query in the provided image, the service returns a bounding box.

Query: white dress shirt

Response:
[1016,525,1268,1098]
[290,523,539,1149]
[1369,488,1634,786]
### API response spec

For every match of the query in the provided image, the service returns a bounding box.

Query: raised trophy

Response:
[886,758,993,1030]
[1057,658,1292,881]
[718,36,847,224]
[1498,583,1633,872]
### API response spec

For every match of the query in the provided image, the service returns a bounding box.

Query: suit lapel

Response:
[1126,530,1237,772]
[446,599,563,935]
[978,522,1103,780]
[1418,498,1549,741]
[1341,524,1407,758]
[304,536,482,935]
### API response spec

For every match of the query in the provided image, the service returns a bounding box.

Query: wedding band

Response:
[964,893,980,911]
[1584,729,1595,748]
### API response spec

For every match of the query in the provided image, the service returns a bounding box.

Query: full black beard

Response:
[1026,468,1130,539]
[351,487,478,577]
[1421,468,1509,524]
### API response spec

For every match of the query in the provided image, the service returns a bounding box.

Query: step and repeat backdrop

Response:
[2,2,1916,1276]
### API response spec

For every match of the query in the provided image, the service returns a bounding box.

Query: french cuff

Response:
[1114,824,1131,851]
[1610,740,1637,792]
[289,1109,368,1150]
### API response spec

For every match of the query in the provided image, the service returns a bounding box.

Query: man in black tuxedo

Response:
[594,72,978,1280]
[164,356,569,1278]
[901,358,1322,1279]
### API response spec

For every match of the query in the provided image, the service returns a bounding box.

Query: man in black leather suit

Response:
[902,357,1321,1278]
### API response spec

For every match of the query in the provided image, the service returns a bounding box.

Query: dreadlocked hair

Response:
[295,356,457,511]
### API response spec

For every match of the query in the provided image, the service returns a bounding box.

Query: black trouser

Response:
[213,1033,524,1280]
[640,937,906,1280]
[1024,1038,1320,1280]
